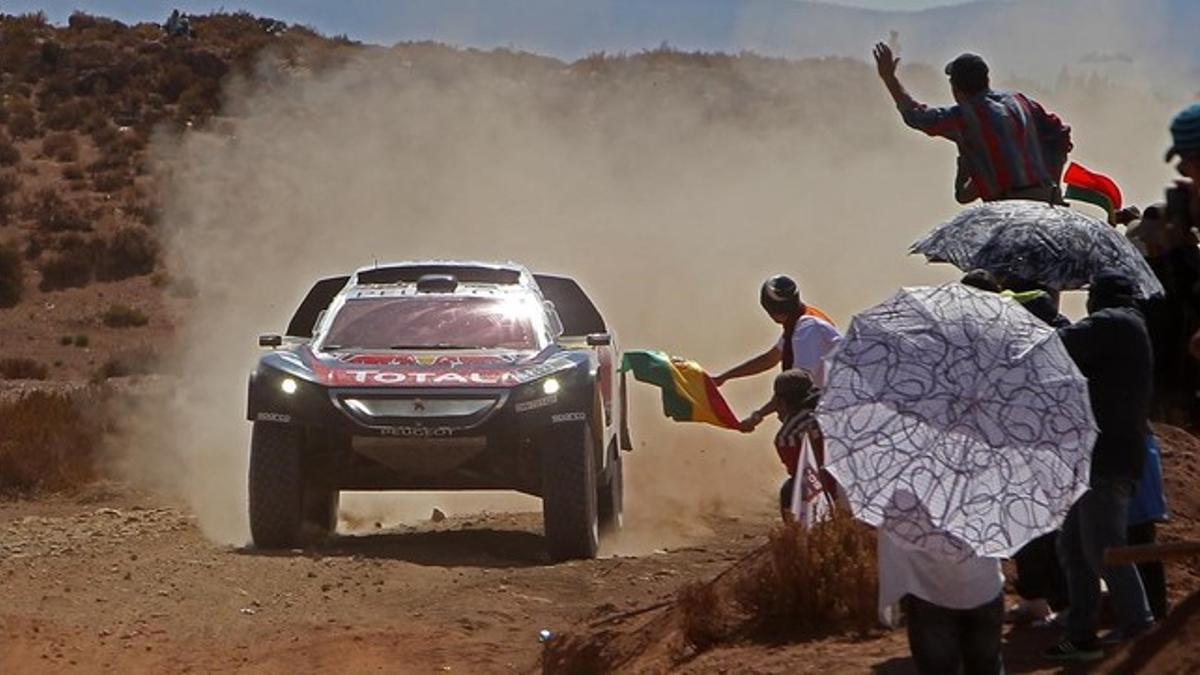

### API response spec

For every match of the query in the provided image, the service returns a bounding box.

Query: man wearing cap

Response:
[1180,104,1200,367]
[872,43,1073,204]
[713,275,841,432]
[1045,272,1155,661]
[1169,103,1200,241]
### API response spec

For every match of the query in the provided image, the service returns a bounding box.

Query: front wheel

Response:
[248,422,338,549]
[541,420,600,561]
[599,445,623,535]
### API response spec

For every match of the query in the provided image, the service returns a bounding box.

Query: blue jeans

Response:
[1058,478,1153,643]
[904,594,1005,675]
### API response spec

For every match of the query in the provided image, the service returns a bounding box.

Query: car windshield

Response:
[321,295,542,351]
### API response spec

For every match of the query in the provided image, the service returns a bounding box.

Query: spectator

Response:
[872,43,1072,204]
[1127,435,1170,621]
[1005,289,1071,627]
[1045,272,1155,662]
[878,529,1004,674]
[771,369,835,523]
[960,268,1001,292]
[714,275,841,432]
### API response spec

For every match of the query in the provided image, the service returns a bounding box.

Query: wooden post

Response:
[1104,541,1200,566]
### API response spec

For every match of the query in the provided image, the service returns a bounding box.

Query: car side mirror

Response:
[259,334,282,349]
[586,333,612,347]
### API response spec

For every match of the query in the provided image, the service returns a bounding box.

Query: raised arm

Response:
[873,42,909,107]
[873,42,962,141]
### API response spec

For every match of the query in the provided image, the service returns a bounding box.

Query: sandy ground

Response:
[7,482,1194,674]
[0,484,775,674]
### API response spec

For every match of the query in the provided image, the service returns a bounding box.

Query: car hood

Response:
[281,345,581,388]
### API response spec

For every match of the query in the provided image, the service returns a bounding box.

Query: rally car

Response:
[246,261,631,560]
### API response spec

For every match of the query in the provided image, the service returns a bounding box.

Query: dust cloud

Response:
[119,34,1188,546]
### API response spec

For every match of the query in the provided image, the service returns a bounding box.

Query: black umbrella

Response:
[911,200,1163,298]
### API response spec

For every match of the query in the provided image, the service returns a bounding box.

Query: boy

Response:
[772,369,833,522]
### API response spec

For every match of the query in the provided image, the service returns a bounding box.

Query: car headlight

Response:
[280,377,298,395]
[542,378,560,395]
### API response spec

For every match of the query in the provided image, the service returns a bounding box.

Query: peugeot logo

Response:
[412,399,426,412]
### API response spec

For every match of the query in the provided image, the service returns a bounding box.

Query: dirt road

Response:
[0,485,771,674]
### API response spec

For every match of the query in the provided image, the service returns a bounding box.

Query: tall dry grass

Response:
[732,511,878,639]
[0,391,100,495]
[674,510,878,656]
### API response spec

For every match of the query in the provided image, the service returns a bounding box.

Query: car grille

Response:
[342,397,497,419]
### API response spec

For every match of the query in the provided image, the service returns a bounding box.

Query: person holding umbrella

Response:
[817,282,1098,673]
[713,275,841,432]
[1045,272,1155,661]
[873,43,1072,204]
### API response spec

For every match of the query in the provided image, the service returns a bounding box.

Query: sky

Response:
[5,0,977,39]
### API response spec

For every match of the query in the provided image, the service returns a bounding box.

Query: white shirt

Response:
[877,532,1004,623]
[775,315,842,387]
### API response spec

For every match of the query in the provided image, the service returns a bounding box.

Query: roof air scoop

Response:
[415,274,458,293]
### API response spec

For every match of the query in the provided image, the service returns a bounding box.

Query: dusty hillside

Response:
[0,12,360,385]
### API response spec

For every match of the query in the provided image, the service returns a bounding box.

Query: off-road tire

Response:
[541,420,600,561]
[249,422,337,548]
[598,444,624,535]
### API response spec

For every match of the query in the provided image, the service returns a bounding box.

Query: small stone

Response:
[430,508,446,523]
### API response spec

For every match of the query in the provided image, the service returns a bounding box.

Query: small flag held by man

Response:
[1064,161,1123,222]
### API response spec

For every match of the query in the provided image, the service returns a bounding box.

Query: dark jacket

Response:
[1058,305,1153,483]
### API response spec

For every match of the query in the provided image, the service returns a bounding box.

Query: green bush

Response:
[0,243,23,307]
[100,303,148,328]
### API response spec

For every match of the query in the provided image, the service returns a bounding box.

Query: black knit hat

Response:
[760,274,802,315]
[1089,271,1137,308]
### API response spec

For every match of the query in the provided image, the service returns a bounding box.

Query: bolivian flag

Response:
[1064,162,1123,222]
[620,350,740,429]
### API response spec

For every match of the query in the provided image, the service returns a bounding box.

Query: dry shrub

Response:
[89,122,119,149]
[0,172,18,199]
[95,225,158,280]
[28,188,89,232]
[6,106,37,139]
[43,99,86,131]
[0,357,48,380]
[100,303,148,328]
[38,245,94,290]
[0,135,19,166]
[41,131,79,162]
[92,345,157,382]
[677,580,725,651]
[0,243,23,307]
[61,163,84,181]
[0,391,99,495]
[92,170,130,193]
[734,512,878,639]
